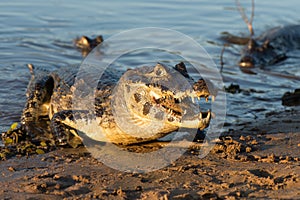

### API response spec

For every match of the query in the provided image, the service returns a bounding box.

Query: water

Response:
[0,0,300,134]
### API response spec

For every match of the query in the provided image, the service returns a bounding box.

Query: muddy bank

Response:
[0,108,299,199]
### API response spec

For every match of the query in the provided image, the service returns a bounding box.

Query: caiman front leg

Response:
[50,110,92,148]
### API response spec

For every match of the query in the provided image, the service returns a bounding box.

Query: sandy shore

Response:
[0,107,299,199]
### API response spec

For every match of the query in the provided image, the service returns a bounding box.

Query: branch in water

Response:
[235,0,255,36]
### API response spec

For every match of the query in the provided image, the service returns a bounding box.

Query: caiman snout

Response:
[239,55,255,67]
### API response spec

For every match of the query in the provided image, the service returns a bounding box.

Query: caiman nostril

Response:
[239,56,255,68]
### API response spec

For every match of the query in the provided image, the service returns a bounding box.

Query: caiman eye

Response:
[239,56,255,67]
[153,64,167,76]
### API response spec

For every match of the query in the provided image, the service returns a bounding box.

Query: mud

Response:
[0,108,300,199]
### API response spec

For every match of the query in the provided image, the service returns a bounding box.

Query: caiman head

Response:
[235,0,287,68]
[239,38,287,68]
[111,63,214,142]
[74,35,104,56]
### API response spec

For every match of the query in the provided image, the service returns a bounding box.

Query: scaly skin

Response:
[20,62,214,146]
[239,25,300,67]
[221,25,300,67]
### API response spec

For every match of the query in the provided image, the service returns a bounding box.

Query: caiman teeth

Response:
[149,90,161,100]
[199,111,211,126]
[206,111,211,121]
[191,97,195,103]
[179,110,211,128]
[150,89,216,104]
[173,90,216,103]
[200,110,210,120]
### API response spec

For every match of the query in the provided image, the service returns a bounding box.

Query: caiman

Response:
[14,62,214,147]
[221,0,300,68]
[74,35,104,56]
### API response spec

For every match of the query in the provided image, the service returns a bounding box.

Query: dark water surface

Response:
[0,0,299,134]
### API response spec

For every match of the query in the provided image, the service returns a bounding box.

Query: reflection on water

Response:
[0,0,299,133]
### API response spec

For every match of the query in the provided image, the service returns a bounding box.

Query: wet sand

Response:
[0,107,299,199]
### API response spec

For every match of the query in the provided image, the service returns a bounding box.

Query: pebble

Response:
[8,166,15,172]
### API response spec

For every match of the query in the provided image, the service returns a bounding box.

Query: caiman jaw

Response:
[149,89,214,130]
[180,111,211,129]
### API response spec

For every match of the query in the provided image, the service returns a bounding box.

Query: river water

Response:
[0,0,299,135]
